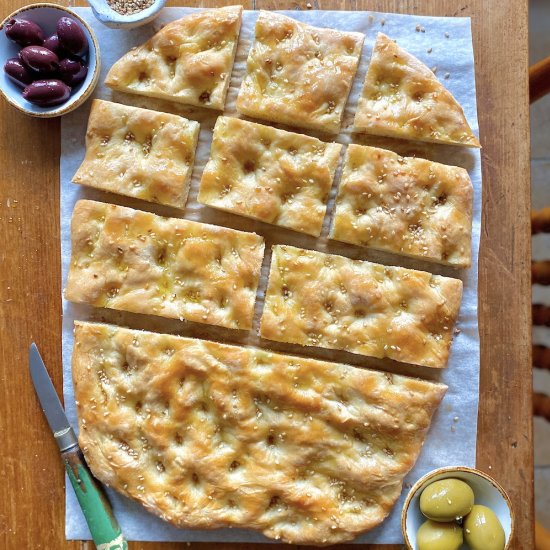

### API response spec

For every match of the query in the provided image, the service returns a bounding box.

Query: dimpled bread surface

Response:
[198,116,342,236]
[64,200,264,330]
[260,245,462,368]
[330,144,473,267]
[73,100,200,208]
[236,11,364,133]
[73,321,447,545]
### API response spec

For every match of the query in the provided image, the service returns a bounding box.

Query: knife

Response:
[29,343,128,550]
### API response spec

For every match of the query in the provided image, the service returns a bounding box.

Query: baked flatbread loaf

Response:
[72,100,200,208]
[73,321,447,545]
[64,200,264,330]
[354,33,480,147]
[236,11,364,133]
[104,6,243,110]
[330,144,473,267]
[260,245,462,368]
[198,116,342,236]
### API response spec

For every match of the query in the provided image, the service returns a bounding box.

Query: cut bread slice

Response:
[330,144,473,267]
[104,6,243,110]
[236,11,364,133]
[73,321,447,545]
[73,100,200,208]
[64,200,264,330]
[198,116,342,236]
[260,245,463,368]
[354,33,480,147]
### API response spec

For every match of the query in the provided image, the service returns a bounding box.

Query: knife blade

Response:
[29,343,78,452]
[29,343,128,550]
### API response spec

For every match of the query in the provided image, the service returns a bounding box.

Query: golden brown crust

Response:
[260,245,462,368]
[104,6,243,110]
[330,144,473,267]
[73,321,447,545]
[64,200,264,330]
[236,11,364,133]
[354,33,480,147]
[72,100,200,208]
[198,116,342,236]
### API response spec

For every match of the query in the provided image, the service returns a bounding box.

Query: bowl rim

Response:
[0,2,101,118]
[400,465,515,550]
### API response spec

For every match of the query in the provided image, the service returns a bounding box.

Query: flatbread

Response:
[64,200,264,330]
[354,33,480,147]
[198,116,342,236]
[72,100,200,208]
[236,11,364,133]
[104,6,243,110]
[73,321,447,545]
[330,144,473,267]
[260,245,462,368]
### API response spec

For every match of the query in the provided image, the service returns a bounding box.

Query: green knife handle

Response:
[63,446,128,550]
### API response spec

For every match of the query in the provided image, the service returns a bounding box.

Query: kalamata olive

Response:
[43,34,65,56]
[464,505,506,550]
[58,57,87,86]
[416,520,463,550]
[19,45,59,74]
[56,17,87,55]
[420,478,475,522]
[22,79,71,106]
[4,18,44,46]
[4,57,34,87]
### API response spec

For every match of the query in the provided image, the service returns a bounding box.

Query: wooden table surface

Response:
[0,0,532,548]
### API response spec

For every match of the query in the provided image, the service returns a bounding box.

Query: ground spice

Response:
[107,0,154,16]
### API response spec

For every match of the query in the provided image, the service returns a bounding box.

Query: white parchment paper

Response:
[61,7,481,544]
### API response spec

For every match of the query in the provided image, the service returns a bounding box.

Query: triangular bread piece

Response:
[104,6,243,110]
[354,33,480,147]
[73,321,447,545]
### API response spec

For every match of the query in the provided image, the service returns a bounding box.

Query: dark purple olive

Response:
[56,17,87,55]
[19,45,59,74]
[4,18,44,46]
[4,57,34,87]
[22,79,71,106]
[58,57,87,86]
[43,33,65,56]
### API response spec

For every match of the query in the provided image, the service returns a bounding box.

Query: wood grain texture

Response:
[0,1,532,549]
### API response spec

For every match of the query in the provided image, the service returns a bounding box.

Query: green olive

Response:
[416,519,463,550]
[419,478,475,521]
[464,504,506,550]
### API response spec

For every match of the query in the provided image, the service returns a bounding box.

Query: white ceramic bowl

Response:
[86,0,165,29]
[401,466,514,550]
[0,3,100,117]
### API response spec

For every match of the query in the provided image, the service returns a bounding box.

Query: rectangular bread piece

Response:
[73,321,447,545]
[72,100,200,208]
[198,116,342,236]
[236,11,364,133]
[260,245,463,368]
[330,144,473,267]
[64,200,264,330]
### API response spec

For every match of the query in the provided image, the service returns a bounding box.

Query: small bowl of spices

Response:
[86,0,165,29]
